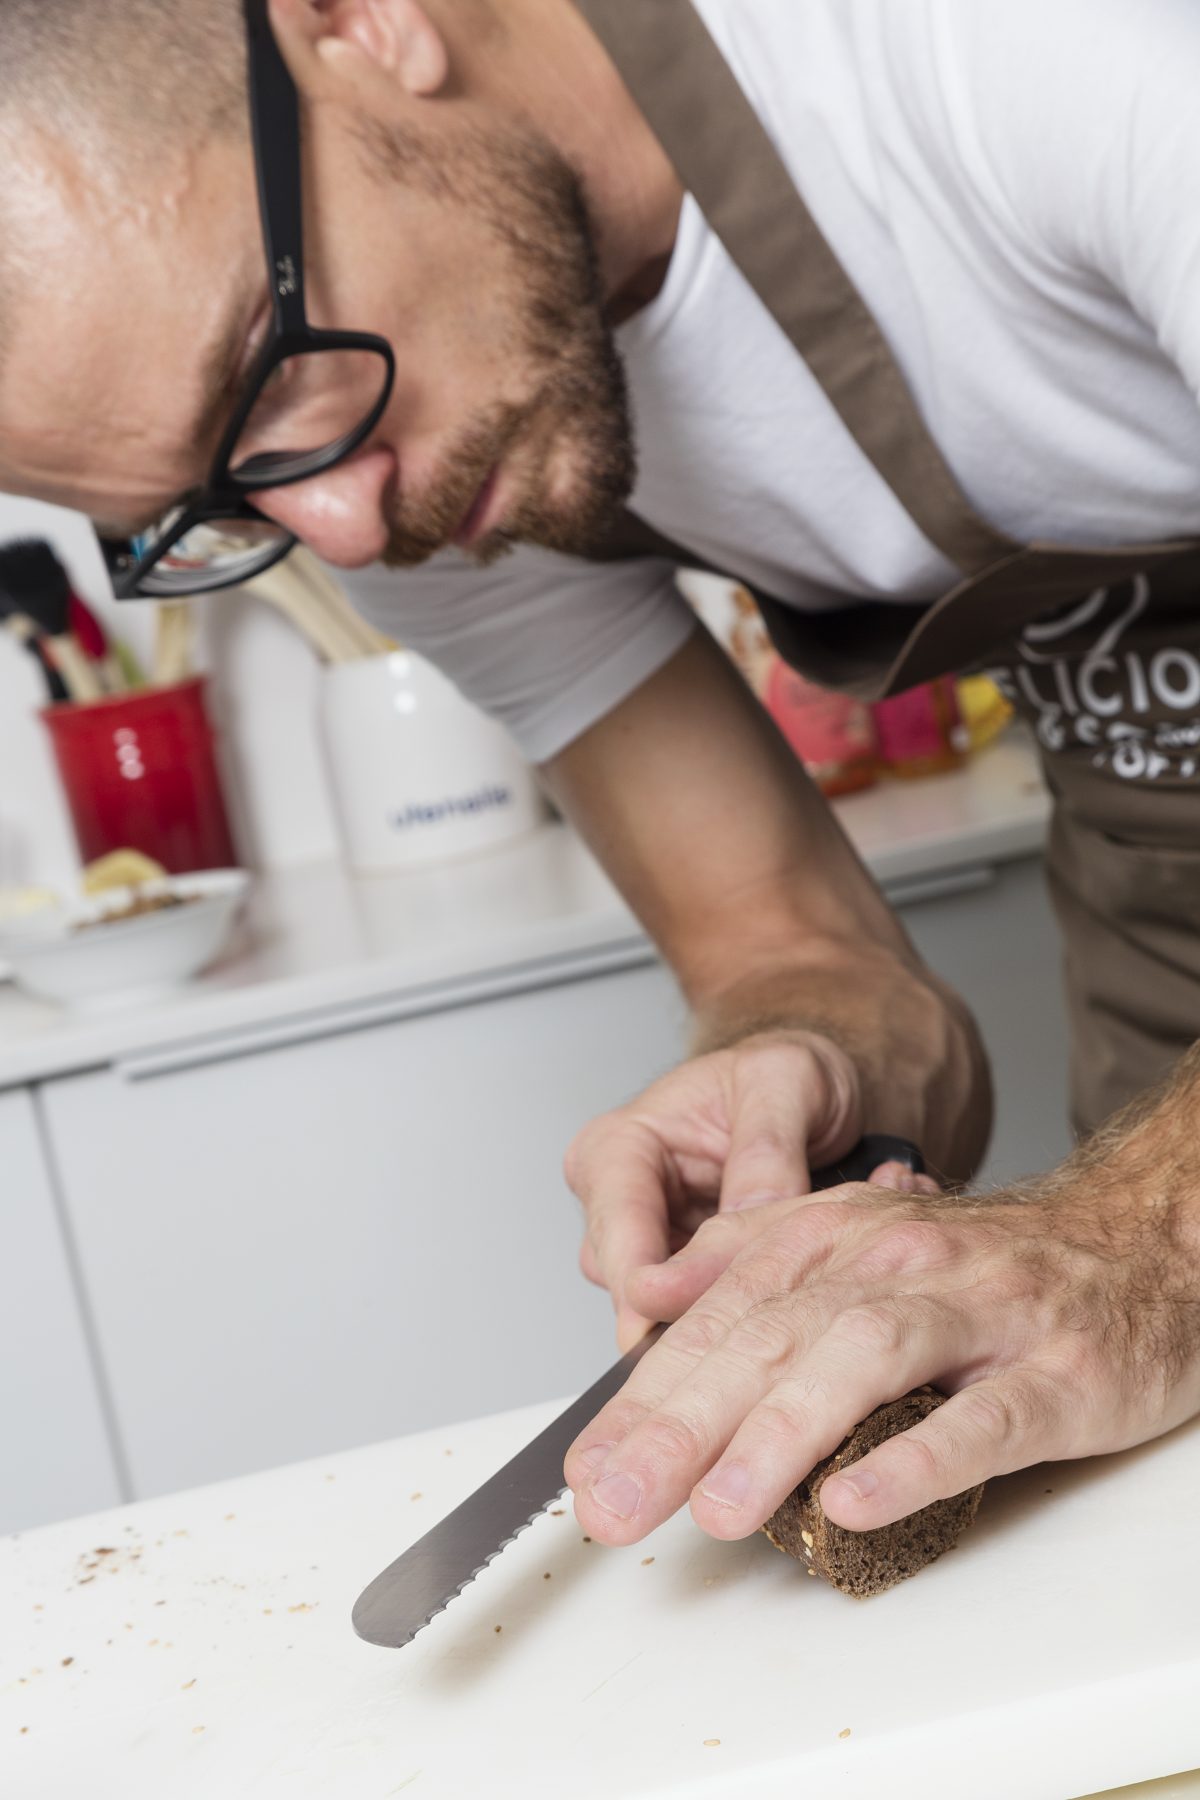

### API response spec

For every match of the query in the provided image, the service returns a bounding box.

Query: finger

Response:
[625,1189,860,1321]
[564,1301,743,1493]
[868,1160,942,1197]
[570,1120,674,1311]
[690,1292,964,1540]
[624,1206,769,1321]
[718,1052,815,1213]
[818,1367,1063,1532]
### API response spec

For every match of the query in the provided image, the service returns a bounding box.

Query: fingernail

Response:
[700,1462,752,1509]
[724,1190,782,1213]
[870,1163,918,1193]
[577,1443,614,1473]
[828,1468,878,1502]
[591,1472,642,1520]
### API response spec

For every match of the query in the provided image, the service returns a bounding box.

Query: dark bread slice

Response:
[761,1386,985,1596]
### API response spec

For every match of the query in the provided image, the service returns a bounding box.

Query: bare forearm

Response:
[1036,1039,1200,1273]
[545,629,992,1183]
[690,939,992,1185]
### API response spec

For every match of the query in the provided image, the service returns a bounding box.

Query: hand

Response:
[566,1031,943,1352]
[564,1161,1200,1546]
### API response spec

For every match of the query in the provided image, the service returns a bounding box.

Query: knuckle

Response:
[747,1393,811,1451]
[867,1219,957,1277]
[833,1301,910,1360]
[726,1300,799,1374]
[883,1424,951,1491]
[664,1308,729,1362]
[641,1410,708,1469]
[956,1383,1023,1448]
[563,1114,614,1189]
[695,1211,742,1247]
[724,1252,793,1308]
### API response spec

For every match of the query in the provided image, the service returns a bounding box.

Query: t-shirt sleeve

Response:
[337,545,696,765]
[948,0,1200,403]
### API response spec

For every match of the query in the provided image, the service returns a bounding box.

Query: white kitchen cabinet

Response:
[0,1086,123,1532]
[41,962,688,1501]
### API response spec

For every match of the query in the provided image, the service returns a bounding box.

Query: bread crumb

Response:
[192,1725,205,1735]
[325,1474,336,1482]
[550,1509,564,1517]
[641,1557,655,1567]
[806,1568,817,1578]
[443,1449,453,1457]
[263,1609,272,1616]
[19,1727,28,1735]
[61,1657,73,1668]
[582,1536,592,1544]
[542,1572,552,1581]
[838,1728,851,1740]
[224,1514,235,1522]
[154,1600,167,1607]
[703,1739,720,1748]
[494,1625,502,1634]
[801,1531,814,1548]
[148,1639,159,1647]
[182,1679,196,1691]
[410,1493,423,1502]
[33,1605,42,1612]
[287,1603,315,1614]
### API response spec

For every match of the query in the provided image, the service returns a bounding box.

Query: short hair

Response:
[0,0,248,150]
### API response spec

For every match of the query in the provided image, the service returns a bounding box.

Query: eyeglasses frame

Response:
[109,0,397,599]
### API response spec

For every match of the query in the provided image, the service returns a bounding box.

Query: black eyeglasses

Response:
[105,0,396,600]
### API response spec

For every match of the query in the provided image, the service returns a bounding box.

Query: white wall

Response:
[0,494,344,886]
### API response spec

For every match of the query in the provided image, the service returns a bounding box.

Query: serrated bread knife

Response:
[352,1134,924,1647]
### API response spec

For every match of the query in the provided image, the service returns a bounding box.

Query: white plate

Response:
[0,870,250,1010]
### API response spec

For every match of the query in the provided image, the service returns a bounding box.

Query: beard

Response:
[365,122,637,570]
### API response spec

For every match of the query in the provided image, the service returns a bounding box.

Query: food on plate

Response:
[81,849,168,895]
[73,891,198,932]
[761,1387,986,1596]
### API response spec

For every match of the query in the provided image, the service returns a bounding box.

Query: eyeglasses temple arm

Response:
[244,0,309,335]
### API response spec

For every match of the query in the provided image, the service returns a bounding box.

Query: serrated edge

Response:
[380,1485,572,1648]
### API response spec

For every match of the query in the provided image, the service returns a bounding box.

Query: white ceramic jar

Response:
[319,651,544,874]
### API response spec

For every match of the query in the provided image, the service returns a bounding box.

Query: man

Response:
[2,0,1199,1553]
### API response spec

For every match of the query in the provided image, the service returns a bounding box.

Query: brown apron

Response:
[575,0,1200,1137]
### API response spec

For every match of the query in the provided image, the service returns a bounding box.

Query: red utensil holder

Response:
[42,678,239,874]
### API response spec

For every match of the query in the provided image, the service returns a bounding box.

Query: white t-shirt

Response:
[345,0,1200,763]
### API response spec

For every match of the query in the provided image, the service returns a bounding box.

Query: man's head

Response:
[0,0,665,573]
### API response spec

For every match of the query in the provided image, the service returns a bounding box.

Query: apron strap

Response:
[574,0,1020,577]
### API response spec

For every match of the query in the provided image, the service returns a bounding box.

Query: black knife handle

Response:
[810,1134,924,1191]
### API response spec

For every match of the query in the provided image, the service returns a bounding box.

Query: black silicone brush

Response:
[0,539,102,701]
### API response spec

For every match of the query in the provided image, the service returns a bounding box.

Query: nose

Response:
[249,446,397,569]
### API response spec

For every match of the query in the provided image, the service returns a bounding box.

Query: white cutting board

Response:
[2,1395,1199,1800]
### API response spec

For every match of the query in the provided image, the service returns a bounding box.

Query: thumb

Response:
[718,1036,862,1213]
[719,1077,813,1213]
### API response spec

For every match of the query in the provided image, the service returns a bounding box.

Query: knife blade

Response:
[351,1134,923,1647]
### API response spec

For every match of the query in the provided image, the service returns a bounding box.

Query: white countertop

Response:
[2,1388,1197,1800]
[0,735,1049,1091]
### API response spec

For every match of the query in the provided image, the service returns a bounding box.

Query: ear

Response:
[269,0,449,99]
